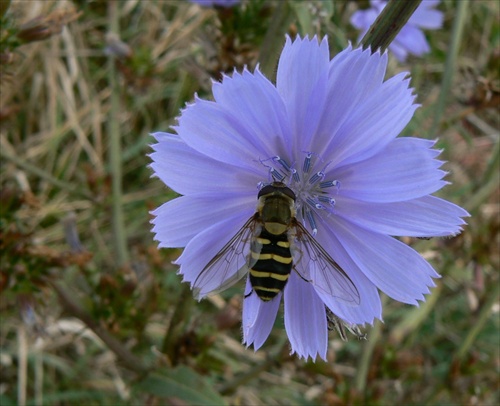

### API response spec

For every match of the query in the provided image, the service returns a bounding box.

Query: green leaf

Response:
[0,394,15,406]
[136,366,227,406]
[289,1,314,36]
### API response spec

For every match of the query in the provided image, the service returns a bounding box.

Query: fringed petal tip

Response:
[289,347,327,363]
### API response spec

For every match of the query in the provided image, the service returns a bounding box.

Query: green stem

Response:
[454,282,499,362]
[389,282,443,345]
[107,1,128,266]
[161,284,194,364]
[258,0,293,80]
[431,0,469,134]
[355,296,387,394]
[466,166,499,213]
[360,0,422,53]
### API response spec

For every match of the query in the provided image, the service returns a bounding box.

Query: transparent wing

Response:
[192,215,260,300]
[292,220,360,305]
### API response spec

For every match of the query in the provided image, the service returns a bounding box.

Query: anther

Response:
[292,169,300,183]
[270,168,285,181]
[306,197,324,210]
[274,156,293,172]
[318,195,335,206]
[305,208,318,236]
[309,171,325,185]
[303,153,312,173]
[319,180,339,189]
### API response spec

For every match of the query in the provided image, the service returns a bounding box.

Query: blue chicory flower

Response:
[190,0,240,7]
[150,35,468,361]
[351,0,444,62]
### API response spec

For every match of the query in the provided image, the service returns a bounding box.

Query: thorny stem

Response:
[107,1,129,266]
[360,0,422,53]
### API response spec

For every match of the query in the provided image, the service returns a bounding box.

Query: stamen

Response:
[270,168,285,181]
[302,153,313,173]
[320,180,339,189]
[292,169,300,183]
[304,208,318,236]
[274,156,293,172]
[318,195,335,206]
[309,171,325,185]
[306,196,324,210]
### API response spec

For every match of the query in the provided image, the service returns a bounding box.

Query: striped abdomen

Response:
[249,228,292,301]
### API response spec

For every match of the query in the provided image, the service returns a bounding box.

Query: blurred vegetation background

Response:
[0,0,498,405]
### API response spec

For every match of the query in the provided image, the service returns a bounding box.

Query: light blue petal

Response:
[335,195,469,237]
[151,194,256,248]
[321,47,389,149]
[243,279,281,350]
[312,219,382,325]
[175,210,254,298]
[150,132,262,196]
[176,97,269,173]
[276,35,330,156]
[212,68,292,159]
[330,216,440,305]
[316,47,415,165]
[320,70,417,167]
[284,272,328,361]
[333,138,447,202]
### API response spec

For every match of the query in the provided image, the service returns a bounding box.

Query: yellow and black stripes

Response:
[249,228,293,301]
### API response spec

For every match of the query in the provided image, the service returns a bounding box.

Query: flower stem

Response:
[107,1,129,266]
[259,0,294,80]
[360,0,422,53]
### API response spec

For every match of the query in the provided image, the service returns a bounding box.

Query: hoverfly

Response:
[192,181,360,304]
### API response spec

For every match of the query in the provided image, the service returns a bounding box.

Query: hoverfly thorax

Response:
[258,182,296,235]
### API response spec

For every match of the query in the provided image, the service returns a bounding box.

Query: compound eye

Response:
[281,186,296,201]
[258,184,275,199]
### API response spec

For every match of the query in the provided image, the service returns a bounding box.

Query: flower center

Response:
[259,153,340,235]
